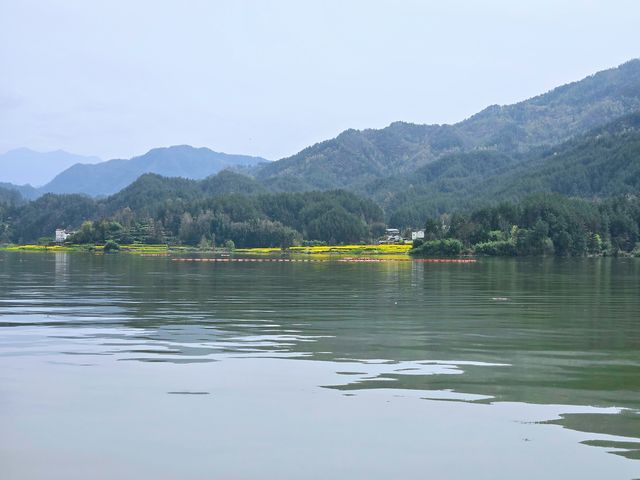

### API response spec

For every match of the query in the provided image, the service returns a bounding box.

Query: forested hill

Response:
[4,109,640,244]
[478,111,640,200]
[3,60,640,251]
[3,171,385,246]
[39,145,267,197]
[6,59,639,203]
[0,182,37,201]
[411,194,640,258]
[0,186,26,244]
[255,59,640,190]
[0,186,24,207]
[376,110,640,226]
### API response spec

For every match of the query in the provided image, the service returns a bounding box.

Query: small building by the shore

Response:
[411,230,425,241]
[55,229,72,243]
[380,228,402,244]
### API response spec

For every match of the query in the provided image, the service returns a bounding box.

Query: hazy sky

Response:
[1,0,638,161]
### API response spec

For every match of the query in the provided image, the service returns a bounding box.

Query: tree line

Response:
[411,194,640,257]
[2,177,639,256]
[0,178,385,248]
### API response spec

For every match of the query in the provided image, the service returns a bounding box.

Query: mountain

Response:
[6,114,640,247]
[382,111,640,226]
[103,170,268,217]
[40,145,268,197]
[256,123,465,191]
[6,59,640,243]
[480,111,640,200]
[0,185,25,206]
[104,173,200,215]
[200,170,267,196]
[9,172,384,246]
[255,59,640,191]
[0,182,39,200]
[0,148,101,187]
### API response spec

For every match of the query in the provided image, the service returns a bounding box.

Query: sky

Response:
[1,0,639,161]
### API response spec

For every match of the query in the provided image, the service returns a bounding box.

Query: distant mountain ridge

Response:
[39,145,268,197]
[5,58,640,223]
[0,182,38,200]
[255,59,640,191]
[379,110,640,226]
[0,148,101,187]
[480,111,640,200]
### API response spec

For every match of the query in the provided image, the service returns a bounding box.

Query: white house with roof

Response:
[411,230,425,241]
[380,228,402,244]
[55,229,72,243]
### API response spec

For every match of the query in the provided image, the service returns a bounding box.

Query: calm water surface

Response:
[0,252,639,479]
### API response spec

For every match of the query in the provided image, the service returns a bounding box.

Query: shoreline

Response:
[0,243,414,257]
[2,243,636,259]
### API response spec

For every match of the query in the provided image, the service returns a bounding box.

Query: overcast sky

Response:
[1,0,638,161]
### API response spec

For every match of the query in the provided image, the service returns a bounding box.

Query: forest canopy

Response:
[410,194,640,257]
[2,180,384,248]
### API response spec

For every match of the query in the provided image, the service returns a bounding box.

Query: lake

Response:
[1,252,639,479]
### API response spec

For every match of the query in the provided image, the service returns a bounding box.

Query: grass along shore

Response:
[0,243,413,257]
[0,244,170,255]
[235,244,412,255]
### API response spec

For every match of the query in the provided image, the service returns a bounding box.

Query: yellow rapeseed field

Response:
[236,244,412,256]
[1,244,77,252]
[2,243,412,257]
[0,244,171,255]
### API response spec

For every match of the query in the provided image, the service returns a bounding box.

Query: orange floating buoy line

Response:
[412,258,477,263]
[170,257,477,264]
[338,257,383,262]
[171,258,323,263]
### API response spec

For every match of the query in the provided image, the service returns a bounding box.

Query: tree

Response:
[103,240,120,253]
[424,218,442,241]
[409,239,463,257]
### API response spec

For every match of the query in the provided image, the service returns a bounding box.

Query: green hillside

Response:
[379,111,640,226]
[4,60,640,254]
[39,145,267,197]
[256,59,640,191]
[484,111,640,199]
[7,171,384,246]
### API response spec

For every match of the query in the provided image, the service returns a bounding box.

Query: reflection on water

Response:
[0,252,639,479]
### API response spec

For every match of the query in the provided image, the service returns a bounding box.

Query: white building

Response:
[55,229,71,243]
[411,230,425,241]
[380,228,402,244]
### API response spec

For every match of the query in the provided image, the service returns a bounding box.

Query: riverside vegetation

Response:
[410,194,640,258]
[2,190,638,258]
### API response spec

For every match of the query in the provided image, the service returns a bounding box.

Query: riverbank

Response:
[0,243,414,257]
[0,244,171,255]
[235,244,412,256]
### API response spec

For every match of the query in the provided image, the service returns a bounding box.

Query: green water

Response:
[0,252,639,479]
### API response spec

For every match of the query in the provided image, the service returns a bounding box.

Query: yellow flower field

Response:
[1,244,78,252]
[236,244,413,256]
[0,244,171,255]
[1,243,412,257]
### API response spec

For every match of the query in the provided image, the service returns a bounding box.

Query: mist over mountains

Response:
[0,148,101,187]
[39,146,268,197]
[0,146,267,199]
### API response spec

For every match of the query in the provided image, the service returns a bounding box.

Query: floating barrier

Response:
[172,258,322,263]
[338,257,383,262]
[412,258,477,263]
